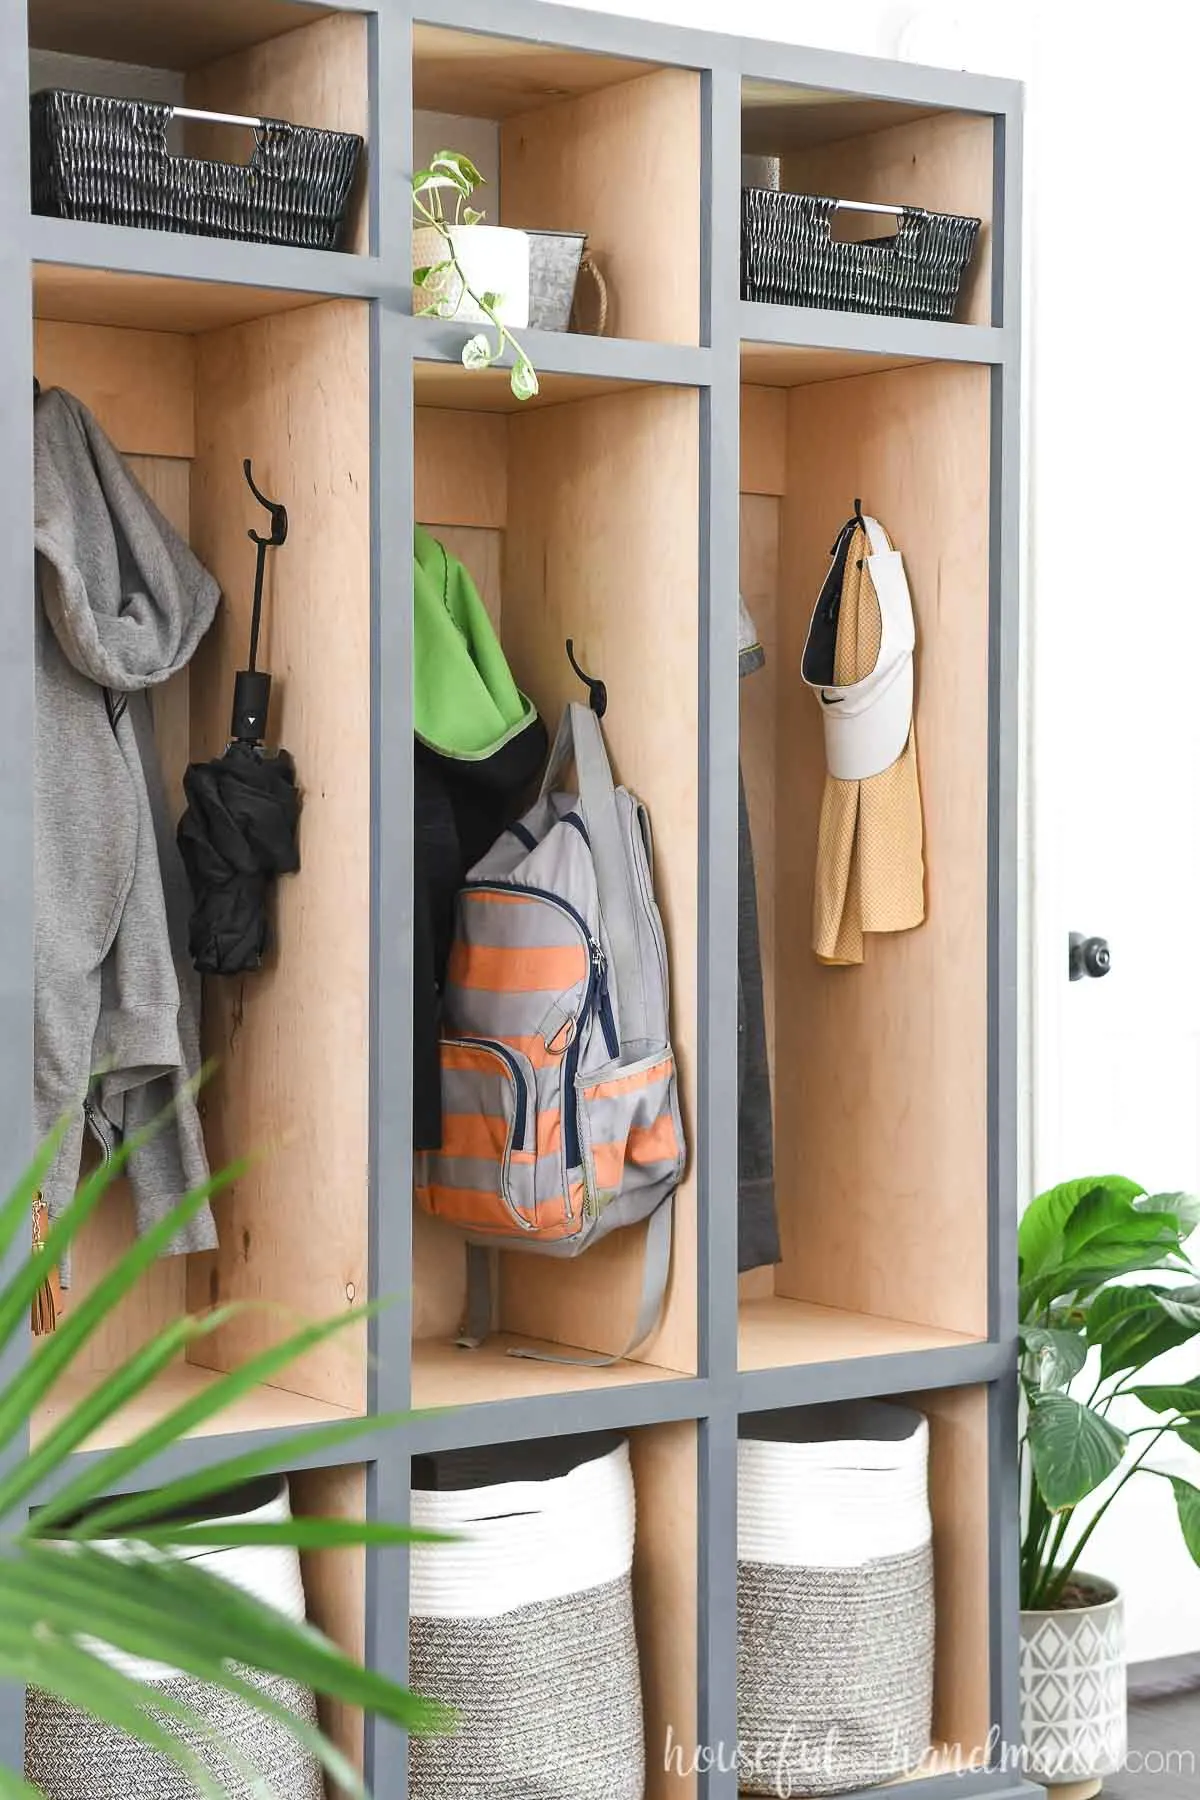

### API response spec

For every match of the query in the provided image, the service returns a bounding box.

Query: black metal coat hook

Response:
[565,639,607,718]
[231,461,289,745]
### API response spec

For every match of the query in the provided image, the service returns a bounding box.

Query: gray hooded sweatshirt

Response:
[34,388,220,1262]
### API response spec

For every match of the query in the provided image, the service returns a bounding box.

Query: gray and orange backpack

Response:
[415,702,685,1364]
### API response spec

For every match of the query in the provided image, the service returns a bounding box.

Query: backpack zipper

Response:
[463,881,619,1179]
[450,1036,536,1232]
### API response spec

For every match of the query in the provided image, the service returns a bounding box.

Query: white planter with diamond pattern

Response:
[1019,1576,1126,1784]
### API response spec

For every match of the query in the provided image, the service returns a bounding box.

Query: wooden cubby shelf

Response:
[411,21,701,346]
[1,6,1025,1797]
[413,352,700,1389]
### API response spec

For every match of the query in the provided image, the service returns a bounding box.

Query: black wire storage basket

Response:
[30,90,363,251]
[742,188,980,321]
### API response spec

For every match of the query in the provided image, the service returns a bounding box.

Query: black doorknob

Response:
[1069,932,1111,981]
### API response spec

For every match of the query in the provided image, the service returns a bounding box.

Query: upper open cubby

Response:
[27,0,370,254]
[737,339,992,1376]
[411,357,700,1408]
[31,266,371,1451]
[412,24,701,346]
[742,78,995,327]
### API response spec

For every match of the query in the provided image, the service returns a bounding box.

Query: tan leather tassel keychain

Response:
[31,1197,61,1336]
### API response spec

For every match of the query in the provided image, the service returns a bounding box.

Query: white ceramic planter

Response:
[1019,1575,1127,1784]
[412,222,530,328]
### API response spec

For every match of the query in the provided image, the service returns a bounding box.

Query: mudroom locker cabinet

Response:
[0,2,1029,1796]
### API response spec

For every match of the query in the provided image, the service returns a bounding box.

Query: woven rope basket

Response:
[409,1433,645,1800]
[31,89,362,250]
[741,187,979,320]
[738,1401,935,1796]
[24,1476,324,1800]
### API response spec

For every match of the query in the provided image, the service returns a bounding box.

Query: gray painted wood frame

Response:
[0,2,1030,1795]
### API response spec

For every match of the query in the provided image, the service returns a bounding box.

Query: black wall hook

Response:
[244,459,288,549]
[231,461,288,746]
[565,639,607,719]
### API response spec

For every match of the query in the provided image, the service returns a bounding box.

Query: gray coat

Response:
[34,388,220,1261]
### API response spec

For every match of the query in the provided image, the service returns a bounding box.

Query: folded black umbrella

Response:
[177,462,300,975]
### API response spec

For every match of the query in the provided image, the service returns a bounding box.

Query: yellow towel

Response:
[812,523,925,964]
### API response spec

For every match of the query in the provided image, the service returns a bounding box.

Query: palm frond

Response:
[1,1125,449,1798]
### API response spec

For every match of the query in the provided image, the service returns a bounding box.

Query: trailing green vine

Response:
[412,150,539,402]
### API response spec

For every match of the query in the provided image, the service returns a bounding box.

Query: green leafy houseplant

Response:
[1019,1174,1200,1610]
[0,1116,446,1800]
[411,149,540,402]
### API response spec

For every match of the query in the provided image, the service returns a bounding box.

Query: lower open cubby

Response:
[407,1419,697,1800]
[737,343,993,1374]
[31,267,371,1446]
[736,1384,991,1795]
[410,360,700,1401]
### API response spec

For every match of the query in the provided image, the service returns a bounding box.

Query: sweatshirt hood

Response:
[34,387,221,692]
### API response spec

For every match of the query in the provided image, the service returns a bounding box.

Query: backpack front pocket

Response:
[578,1049,685,1216]
[417,1037,539,1234]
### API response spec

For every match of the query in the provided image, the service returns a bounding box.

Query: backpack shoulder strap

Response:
[542,703,649,1050]
[456,1205,672,1367]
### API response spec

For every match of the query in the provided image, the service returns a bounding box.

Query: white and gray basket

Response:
[737,1401,935,1796]
[409,1432,645,1800]
[25,1476,324,1800]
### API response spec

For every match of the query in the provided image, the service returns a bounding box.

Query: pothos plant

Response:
[1019,1174,1200,1611]
[412,149,540,402]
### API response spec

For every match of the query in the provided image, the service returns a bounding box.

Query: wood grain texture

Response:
[497,385,700,1370]
[187,11,370,255]
[413,24,659,119]
[921,1385,992,1753]
[742,85,937,156]
[774,363,990,1339]
[411,1335,682,1409]
[740,341,929,392]
[781,111,994,327]
[502,69,701,346]
[414,407,508,530]
[34,321,196,458]
[738,1296,975,1369]
[185,300,371,1409]
[413,363,634,414]
[425,525,503,629]
[30,0,331,69]
[740,387,788,497]
[291,1464,367,1781]
[34,1362,356,1452]
[34,264,324,334]
[631,1423,698,1799]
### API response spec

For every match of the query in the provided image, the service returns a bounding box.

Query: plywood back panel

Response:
[186,300,371,1409]
[186,11,370,254]
[922,1385,991,1752]
[740,387,787,497]
[499,386,699,1370]
[632,1422,698,1798]
[33,321,195,459]
[781,111,994,326]
[414,408,508,530]
[501,69,701,346]
[774,363,990,1338]
[291,1463,367,1781]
